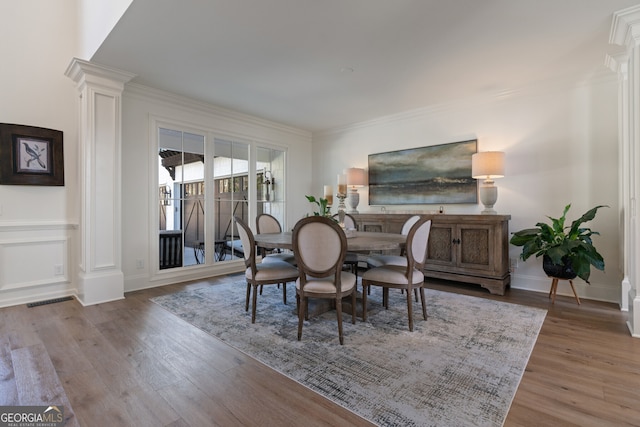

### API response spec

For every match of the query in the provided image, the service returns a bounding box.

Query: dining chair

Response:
[332,213,360,276]
[366,214,421,300]
[255,213,296,265]
[361,218,432,331]
[234,216,299,323]
[366,215,421,268]
[293,216,357,345]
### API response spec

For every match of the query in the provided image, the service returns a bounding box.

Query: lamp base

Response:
[347,189,360,214]
[479,183,498,215]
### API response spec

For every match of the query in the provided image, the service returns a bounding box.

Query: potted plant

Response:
[305,195,332,217]
[509,204,607,283]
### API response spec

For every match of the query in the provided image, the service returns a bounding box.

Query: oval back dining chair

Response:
[293,216,357,345]
[331,213,361,276]
[366,215,421,268]
[234,216,299,323]
[361,218,432,331]
[256,213,296,265]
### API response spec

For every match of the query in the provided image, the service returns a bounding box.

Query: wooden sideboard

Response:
[351,213,511,295]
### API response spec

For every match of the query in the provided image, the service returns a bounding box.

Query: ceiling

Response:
[92,0,638,132]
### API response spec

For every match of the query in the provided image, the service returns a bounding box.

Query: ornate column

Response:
[609,5,640,337]
[65,58,135,305]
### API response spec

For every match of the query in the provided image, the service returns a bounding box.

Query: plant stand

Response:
[548,276,581,305]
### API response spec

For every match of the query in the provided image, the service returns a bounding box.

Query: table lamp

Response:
[345,167,366,213]
[471,151,505,214]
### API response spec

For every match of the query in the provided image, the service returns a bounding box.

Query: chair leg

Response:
[251,284,259,323]
[362,282,368,321]
[297,296,306,341]
[419,286,427,320]
[351,290,357,324]
[383,288,389,309]
[260,284,263,295]
[414,288,418,302]
[336,297,344,345]
[282,282,287,304]
[406,285,414,332]
[245,282,251,311]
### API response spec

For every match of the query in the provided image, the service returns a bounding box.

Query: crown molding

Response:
[124,82,311,140]
[610,5,640,47]
[316,72,618,137]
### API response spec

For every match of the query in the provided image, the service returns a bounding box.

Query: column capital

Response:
[610,5,640,48]
[65,57,136,92]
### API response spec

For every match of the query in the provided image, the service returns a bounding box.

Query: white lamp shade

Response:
[345,167,366,187]
[472,151,505,179]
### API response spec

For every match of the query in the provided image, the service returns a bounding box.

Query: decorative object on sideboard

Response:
[509,203,607,284]
[368,140,477,205]
[323,185,333,207]
[345,167,366,213]
[0,123,64,186]
[336,173,347,225]
[471,151,505,214]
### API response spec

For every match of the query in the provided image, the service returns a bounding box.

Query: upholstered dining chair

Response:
[255,213,296,265]
[366,215,421,268]
[234,216,299,323]
[366,214,421,300]
[293,216,357,345]
[331,213,360,276]
[361,217,432,331]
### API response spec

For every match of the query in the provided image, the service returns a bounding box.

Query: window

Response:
[156,123,287,270]
[158,128,205,269]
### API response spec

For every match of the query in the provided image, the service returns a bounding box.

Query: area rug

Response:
[150,280,546,427]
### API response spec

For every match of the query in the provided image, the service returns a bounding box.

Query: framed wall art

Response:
[368,139,477,205]
[0,123,64,186]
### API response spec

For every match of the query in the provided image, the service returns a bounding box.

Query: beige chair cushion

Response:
[261,252,297,265]
[296,272,357,294]
[366,254,406,268]
[362,264,424,285]
[246,260,298,281]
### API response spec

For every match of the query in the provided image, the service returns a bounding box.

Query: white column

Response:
[610,6,640,337]
[65,58,135,305]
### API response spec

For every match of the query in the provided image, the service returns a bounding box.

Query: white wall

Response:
[78,0,133,59]
[121,84,313,292]
[0,0,80,306]
[314,77,621,303]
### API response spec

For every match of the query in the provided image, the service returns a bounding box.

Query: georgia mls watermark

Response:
[0,406,64,427]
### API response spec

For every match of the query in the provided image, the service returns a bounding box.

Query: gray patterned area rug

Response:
[151,280,546,427]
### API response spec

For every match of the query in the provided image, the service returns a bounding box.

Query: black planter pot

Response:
[542,255,577,279]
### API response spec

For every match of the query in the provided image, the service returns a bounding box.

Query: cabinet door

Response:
[426,224,456,267]
[458,224,495,273]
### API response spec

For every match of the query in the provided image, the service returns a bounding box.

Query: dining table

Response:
[254,230,406,252]
[254,230,406,318]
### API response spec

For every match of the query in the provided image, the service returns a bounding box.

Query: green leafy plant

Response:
[509,204,607,283]
[305,195,332,217]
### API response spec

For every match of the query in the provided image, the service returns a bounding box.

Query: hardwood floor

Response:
[2,274,639,426]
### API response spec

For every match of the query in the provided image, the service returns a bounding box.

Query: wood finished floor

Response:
[1,274,639,427]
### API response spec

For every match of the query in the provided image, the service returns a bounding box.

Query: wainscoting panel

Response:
[0,237,68,290]
[0,222,76,307]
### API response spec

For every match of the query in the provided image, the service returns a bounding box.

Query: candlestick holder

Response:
[336,192,347,227]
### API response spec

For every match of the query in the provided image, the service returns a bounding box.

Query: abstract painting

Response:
[368,140,477,205]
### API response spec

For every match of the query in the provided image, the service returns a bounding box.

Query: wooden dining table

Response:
[254,230,406,252]
[254,230,406,318]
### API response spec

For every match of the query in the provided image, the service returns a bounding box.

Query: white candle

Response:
[324,185,333,205]
[337,174,347,195]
